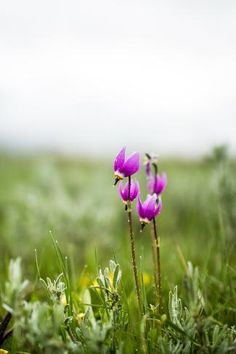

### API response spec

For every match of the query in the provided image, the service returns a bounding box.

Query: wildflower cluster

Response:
[114,148,166,226]
[113,147,167,311]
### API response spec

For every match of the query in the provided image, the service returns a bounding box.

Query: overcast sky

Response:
[0,0,236,156]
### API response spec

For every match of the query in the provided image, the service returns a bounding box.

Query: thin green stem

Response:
[152,217,162,310]
[150,223,159,300]
[127,176,142,311]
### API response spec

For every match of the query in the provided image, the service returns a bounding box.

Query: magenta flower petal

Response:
[144,194,158,221]
[130,181,140,201]
[154,198,162,218]
[137,197,146,219]
[142,194,155,209]
[147,173,167,196]
[119,180,139,202]
[145,161,151,177]
[114,147,126,172]
[120,152,140,177]
[118,181,127,201]
[147,175,155,194]
[137,193,161,222]
[155,173,167,195]
[123,184,129,201]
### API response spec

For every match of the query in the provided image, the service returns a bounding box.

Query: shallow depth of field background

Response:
[1,151,236,299]
[0,0,236,298]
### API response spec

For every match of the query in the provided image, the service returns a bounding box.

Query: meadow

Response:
[0,147,235,353]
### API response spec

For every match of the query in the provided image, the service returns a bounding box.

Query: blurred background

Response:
[1,0,236,156]
[0,0,236,292]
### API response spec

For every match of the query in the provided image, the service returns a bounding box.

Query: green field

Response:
[0,149,236,353]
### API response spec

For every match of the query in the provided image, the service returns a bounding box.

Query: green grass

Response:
[0,151,236,353]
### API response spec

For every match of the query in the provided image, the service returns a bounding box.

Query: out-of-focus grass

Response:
[0,150,236,353]
[0,152,235,292]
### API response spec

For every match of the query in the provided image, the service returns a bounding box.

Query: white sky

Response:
[0,0,236,156]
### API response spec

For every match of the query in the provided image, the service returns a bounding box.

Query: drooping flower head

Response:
[137,194,162,226]
[147,173,167,196]
[144,153,158,177]
[114,147,140,184]
[144,152,167,196]
[118,180,140,205]
[144,154,152,176]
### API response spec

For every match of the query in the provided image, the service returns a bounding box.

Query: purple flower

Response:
[145,160,151,177]
[118,180,140,204]
[137,194,162,224]
[147,173,167,196]
[114,147,140,182]
[144,153,158,177]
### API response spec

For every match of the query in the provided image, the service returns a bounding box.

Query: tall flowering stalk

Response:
[152,217,161,307]
[113,147,142,310]
[143,154,167,309]
[136,193,162,307]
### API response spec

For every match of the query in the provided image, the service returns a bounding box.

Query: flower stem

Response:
[127,176,142,311]
[150,224,159,300]
[152,217,162,310]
